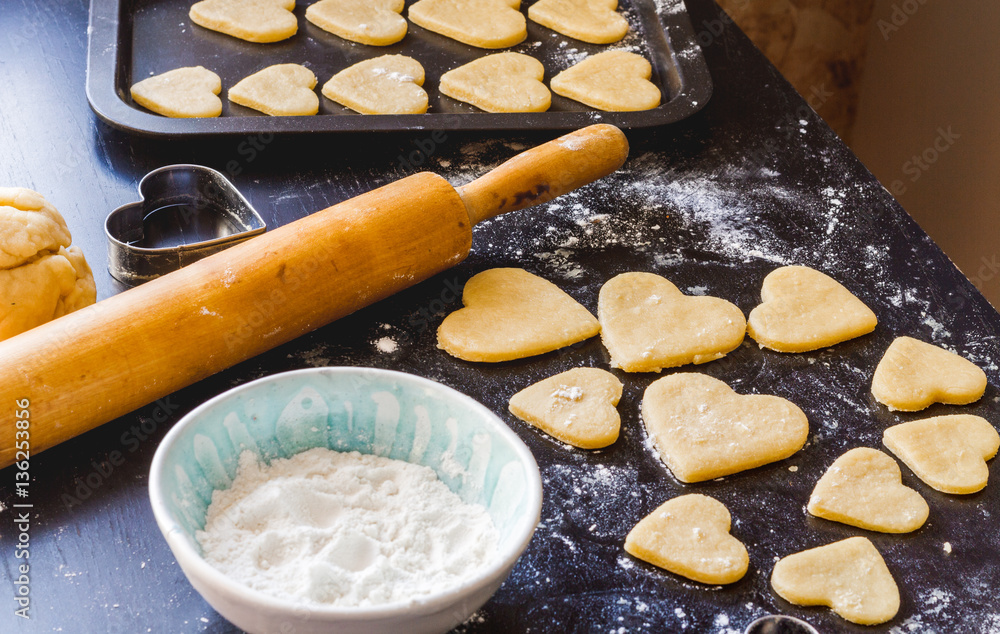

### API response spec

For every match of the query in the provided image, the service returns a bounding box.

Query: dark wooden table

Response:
[3,1,999,633]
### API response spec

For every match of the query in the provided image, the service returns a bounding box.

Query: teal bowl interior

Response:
[154,367,539,560]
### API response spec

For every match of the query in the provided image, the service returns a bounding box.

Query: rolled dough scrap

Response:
[508,367,622,448]
[551,51,660,111]
[408,0,527,49]
[438,268,601,362]
[322,55,427,114]
[439,53,550,113]
[437,268,600,362]
[0,188,96,342]
[527,0,628,44]
[807,447,928,533]
[189,0,298,43]
[229,64,319,116]
[771,536,899,626]
[624,494,748,585]
[598,272,745,372]
[305,0,407,46]
[642,373,808,483]
[130,66,223,118]
[871,336,987,411]
[883,414,1000,494]
[746,265,877,352]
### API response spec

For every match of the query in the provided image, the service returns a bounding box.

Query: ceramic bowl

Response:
[149,367,542,634]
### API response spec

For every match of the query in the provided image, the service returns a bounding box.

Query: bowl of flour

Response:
[149,367,543,634]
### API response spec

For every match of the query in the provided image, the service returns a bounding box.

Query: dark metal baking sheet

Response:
[85,0,712,136]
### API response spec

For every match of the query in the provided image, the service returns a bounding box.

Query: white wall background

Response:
[852,0,1000,308]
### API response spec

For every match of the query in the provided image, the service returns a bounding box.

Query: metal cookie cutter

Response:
[744,615,820,634]
[105,165,266,285]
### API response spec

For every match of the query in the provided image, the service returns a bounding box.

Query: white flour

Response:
[197,448,499,607]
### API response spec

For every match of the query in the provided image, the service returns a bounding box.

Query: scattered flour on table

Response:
[453,144,805,279]
[889,588,957,633]
[655,0,685,15]
[375,336,398,353]
[197,449,498,607]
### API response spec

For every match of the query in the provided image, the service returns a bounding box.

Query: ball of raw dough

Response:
[0,187,96,342]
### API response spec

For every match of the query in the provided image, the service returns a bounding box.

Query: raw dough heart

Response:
[598,272,745,372]
[551,51,660,111]
[322,55,428,114]
[528,0,628,44]
[883,414,1000,494]
[746,265,877,352]
[439,53,550,113]
[190,0,298,43]
[306,0,407,46]
[871,336,987,411]
[508,367,622,448]
[807,447,928,533]
[408,0,527,49]
[130,66,223,118]
[642,373,809,483]
[437,268,600,362]
[229,64,319,116]
[624,494,749,585]
[771,536,899,625]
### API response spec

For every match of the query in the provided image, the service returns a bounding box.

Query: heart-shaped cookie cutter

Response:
[105,165,266,284]
[744,615,819,634]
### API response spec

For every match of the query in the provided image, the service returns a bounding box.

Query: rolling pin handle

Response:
[457,124,629,225]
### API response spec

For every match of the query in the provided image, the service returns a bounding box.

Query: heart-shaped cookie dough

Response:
[528,0,628,44]
[306,0,407,46]
[624,494,749,585]
[872,336,987,411]
[884,414,1000,494]
[746,265,877,352]
[508,367,622,448]
[771,536,899,625]
[129,66,223,118]
[229,64,319,116]
[551,50,660,111]
[642,373,808,483]
[408,0,527,49]
[438,268,600,362]
[322,55,428,114]
[440,53,550,113]
[598,272,745,372]
[190,0,298,43]
[807,447,928,533]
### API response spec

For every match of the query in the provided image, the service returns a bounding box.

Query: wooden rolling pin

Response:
[0,124,628,467]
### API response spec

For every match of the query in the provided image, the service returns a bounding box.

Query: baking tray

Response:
[85,0,712,136]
